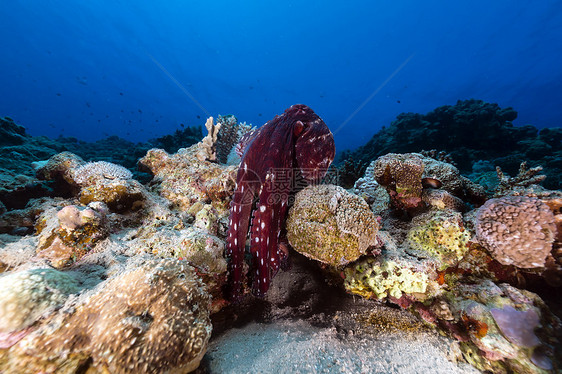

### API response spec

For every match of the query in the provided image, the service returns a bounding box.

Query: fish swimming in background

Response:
[225,104,336,300]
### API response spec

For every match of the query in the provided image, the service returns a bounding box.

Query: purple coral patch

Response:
[489,305,541,348]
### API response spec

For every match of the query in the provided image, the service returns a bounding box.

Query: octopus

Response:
[226,104,335,300]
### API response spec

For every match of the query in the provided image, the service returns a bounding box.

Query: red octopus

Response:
[226,104,335,300]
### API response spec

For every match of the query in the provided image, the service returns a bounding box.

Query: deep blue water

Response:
[1,1,561,153]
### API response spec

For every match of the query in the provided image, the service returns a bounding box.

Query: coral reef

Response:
[1,107,561,373]
[286,184,380,267]
[151,125,203,154]
[0,117,27,146]
[476,196,556,268]
[339,99,561,190]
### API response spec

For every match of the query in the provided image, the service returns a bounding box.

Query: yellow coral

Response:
[344,256,430,300]
[286,185,379,267]
[407,211,471,270]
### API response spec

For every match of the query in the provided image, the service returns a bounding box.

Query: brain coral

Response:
[476,196,556,268]
[1,258,212,373]
[286,184,379,267]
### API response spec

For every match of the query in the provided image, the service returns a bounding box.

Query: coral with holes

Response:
[407,210,471,270]
[0,258,212,374]
[476,196,556,268]
[373,153,425,211]
[139,146,237,211]
[343,256,437,300]
[286,185,379,267]
[0,268,80,333]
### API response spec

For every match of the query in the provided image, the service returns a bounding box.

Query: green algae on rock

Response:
[286,184,379,267]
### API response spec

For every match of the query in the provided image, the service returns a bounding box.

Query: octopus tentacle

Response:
[225,178,257,299]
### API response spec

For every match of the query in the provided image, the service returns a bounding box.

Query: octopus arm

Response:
[248,185,286,297]
[225,179,256,300]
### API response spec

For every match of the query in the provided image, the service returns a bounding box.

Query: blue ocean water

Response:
[1,1,561,153]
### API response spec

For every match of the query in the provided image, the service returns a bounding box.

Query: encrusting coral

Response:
[0,268,80,332]
[35,204,108,268]
[343,256,435,300]
[407,210,471,270]
[138,146,237,211]
[286,184,380,267]
[0,258,212,374]
[443,280,558,373]
[476,196,556,268]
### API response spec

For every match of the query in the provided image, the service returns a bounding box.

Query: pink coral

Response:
[476,196,556,268]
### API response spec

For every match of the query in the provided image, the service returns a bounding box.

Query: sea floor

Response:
[195,254,479,374]
[199,318,479,374]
